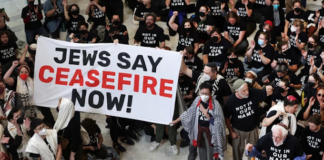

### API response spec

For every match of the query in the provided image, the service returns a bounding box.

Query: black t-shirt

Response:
[134,24,165,48]
[219,59,245,79]
[192,71,232,104]
[207,0,229,18]
[75,31,100,43]
[265,110,283,133]
[254,133,304,159]
[303,49,318,71]
[318,28,324,49]
[89,2,106,26]
[169,0,187,12]
[193,16,216,41]
[253,0,267,9]
[198,101,213,127]
[235,1,253,21]
[21,5,43,30]
[318,9,324,22]
[185,56,203,71]
[302,126,324,157]
[273,49,298,66]
[285,10,308,27]
[203,38,232,63]
[271,90,299,105]
[287,30,307,55]
[176,32,199,51]
[179,75,195,103]
[224,20,246,41]
[224,89,267,131]
[0,42,18,65]
[254,29,277,45]
[66,15,85,33]
[88,125,101,147]
[135,4,161,26]
[248,43,274,70]
[267,70,300,88]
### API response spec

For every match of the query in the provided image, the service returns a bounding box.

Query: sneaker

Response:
[149,142,161,152]
[113,143,126,152]
[171,145,179,155]
[120,137,135,145]
[180,140,190,148]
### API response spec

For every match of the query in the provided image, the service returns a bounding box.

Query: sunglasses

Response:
[317,93,324,97]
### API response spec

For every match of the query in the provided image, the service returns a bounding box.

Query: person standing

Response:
[63,4,85,42]
[43,0,65,39]
[224,79,273,160]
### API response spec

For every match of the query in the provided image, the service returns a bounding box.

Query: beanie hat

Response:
[233,79,246,91]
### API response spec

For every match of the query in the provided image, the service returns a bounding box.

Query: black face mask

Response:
[56,106,59,112]
[211,36,218,43]
[308,42,314,48]
[80,30,87,35]
[17,117,24,124]
[308,82,315,88]
[183,56,188,60]
[113,20,120,26]
[278,87,285,93]
[184,28,191,33]
[282,50,289,55]
[199,12,206,17]
[29,1,35,6]
[294,7,301,13]
[71,10,79,15]
[230,57,238,63]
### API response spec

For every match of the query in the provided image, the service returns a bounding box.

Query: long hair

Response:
[179,19,196,37]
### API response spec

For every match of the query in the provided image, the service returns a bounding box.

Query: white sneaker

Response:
[149,142,161,152]
[171,145,179,155]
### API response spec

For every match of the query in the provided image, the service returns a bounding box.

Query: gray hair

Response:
[271,124,288,137]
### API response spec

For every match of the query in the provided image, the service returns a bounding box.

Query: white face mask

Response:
[245,78,253,84]
[290,26,297,32]
[201,73,211,82]
[263,29,267,32]
[200,95,210,103]
[38,128,47,136]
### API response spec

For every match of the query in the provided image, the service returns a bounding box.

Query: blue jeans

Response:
[25,26,49,44]
[213,62,222,67]
[243,62,264,74]
[66,32,71,42]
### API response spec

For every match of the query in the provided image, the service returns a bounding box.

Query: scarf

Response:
[25,129,58,160]
[7,122,29,157]
[16,77,34,107]
[53,98,75,131]
[3,88,15,116]
[195,74,224,96]
[180,96,227,158]
[0,124,6,153]
[259,102,297,138]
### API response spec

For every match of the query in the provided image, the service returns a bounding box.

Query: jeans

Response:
[243,62,264,74]
[25,26,49,44]
[66,32,72,42]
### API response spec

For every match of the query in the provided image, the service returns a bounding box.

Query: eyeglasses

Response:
[146,19,154,21]
[317,93,324,97]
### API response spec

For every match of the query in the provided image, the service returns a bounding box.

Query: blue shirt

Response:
[43,0,63,32]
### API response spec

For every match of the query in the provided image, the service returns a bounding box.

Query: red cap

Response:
[264,20,273,28]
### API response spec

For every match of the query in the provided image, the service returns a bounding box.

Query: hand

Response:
[54,3,57,9]
[234,68,239,74]
[263,79,270,84]
[72,37,79,43]
[283,59,289,65]
[62,0,67,6]
[88,146,95,151]
[193,21,198,28]
[105,25,110,31]
[206,25,212,32]
[12,61,19,67]
[295,33,299,42]
[199,104,208,116]
[250,41,255,49]
[173,11,178,16]
[319,63,323,71]
[245,143,253,152]
[91,37,97,43]
[224,62,228,69]
[0,135,9,144]
[309,97,316,107]
[35,6,39,14]
[221,3,226,9]
[319,20,323,28]
[303,98,308,104]
[231,131,239,139]
[289,83,294,88]
[310,56,315,66]
[91,1,97,6]
[244,0,248,5]
[24,45,29,52]
[229,0,234,5]
[276,110,283,117]
[123,31,128,36]
[113,39,119,45]
[306,154,312,160]
[301,50,307,58]
[257,50,263,55]
[24,118,31,130]
[97,144,101,149]
[316,10,320,17]
[169,120,178,126]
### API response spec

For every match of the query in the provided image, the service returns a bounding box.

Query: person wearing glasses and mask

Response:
[298,86,324,122]
[303,74,324,106]
[63,4,85,42]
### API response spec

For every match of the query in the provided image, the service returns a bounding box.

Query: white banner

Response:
[34,37,182,124]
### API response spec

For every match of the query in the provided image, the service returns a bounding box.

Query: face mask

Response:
[245,78,253,84]
[56,107,59,112]
[0,87,4,95]
[273,4,279,10]
[201,73,211,82]
[290,26,297,32]
[199,12,206,17]
[258,39,264,46]
[17,117,24,124]
[20,73,28,81]
[294,7,301,13]
[80,30,87,35]
[308,82,315,88]
[38,128,47,136]
[211,36,218,43]
[29,1,34,5]
[308,42,314,48]
[200,95,210,103]
[230,57,238,63]
[113,20,120,26]
[71,10,79,15]
[263,29,267,32]
[183,56,188,60]
[184,28,191,33]
[278,87,285,93]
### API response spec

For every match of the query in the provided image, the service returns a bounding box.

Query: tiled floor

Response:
[3,0,322,159]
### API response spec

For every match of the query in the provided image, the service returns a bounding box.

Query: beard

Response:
[273,139,284,147]
[146,23,153,28]
[238,91,249,99]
